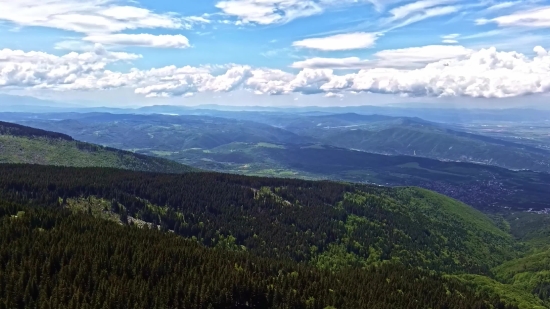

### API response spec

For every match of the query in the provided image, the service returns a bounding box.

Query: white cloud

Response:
[441,33,460,44]
[382,0,460,30]
[83,34,190,48]
[291,57,371,69]
[485,1,520,11]
[461,30,506,40]
[183,16,211,27]
[292,45,473,69]
[214,0,369,25]
[442,33,460,39]
[319,46,550,98]
[0,0,208,48]
[0,0,184,34]
[286,68,333,94]
[374,45,472,67]
[389,5,460,30]
[0,44,140,90]
[292,32,379,51]
[3,45,550,100]
[215,0,323,25]
[245,69,294,95]
[325,92,343,98]
[388,0,455,21]
[479,6,550,28]
[365,0,409,12]
[54,40,95,51]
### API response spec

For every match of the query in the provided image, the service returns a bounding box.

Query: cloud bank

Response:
[2,44,550,99]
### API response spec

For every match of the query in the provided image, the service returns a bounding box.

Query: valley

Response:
[2,112,548,212]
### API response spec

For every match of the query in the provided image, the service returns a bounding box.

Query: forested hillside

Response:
[0,200,518,309]
[0,121,196,173]
[0,164,547,308]
[0,164,517,273]
[170,142,550,211]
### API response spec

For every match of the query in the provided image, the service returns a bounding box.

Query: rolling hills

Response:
[150,142,550,211]
[0,121,548,307]
[263,113,550,173]
[0,121,196,173]
[8,113,312,151]
[3,111,549,173]
[1,118,548,212]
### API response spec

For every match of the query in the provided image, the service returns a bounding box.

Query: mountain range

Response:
[2,119,549,212]
[0,118,549,308]
[2,112,549,173]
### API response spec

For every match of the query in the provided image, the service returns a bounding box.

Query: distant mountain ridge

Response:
[265,113,550,173]
[2,111,550,182]
[8,113,314,151]
[0,121,196,173]
[0,120,73,140]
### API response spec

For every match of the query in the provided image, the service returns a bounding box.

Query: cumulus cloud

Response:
[0,44,140,90]
[3,45,550,100]
[319,46,550,98]
[292,32,379,51]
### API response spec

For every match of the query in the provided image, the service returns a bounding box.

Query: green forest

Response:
[0,199,519,309]
[0,164,548,308]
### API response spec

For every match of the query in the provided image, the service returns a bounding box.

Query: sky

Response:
[0,0,550,108]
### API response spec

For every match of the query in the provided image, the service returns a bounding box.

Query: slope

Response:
[164,142,550,211]
[0,121,196,173]
[0,198,519,309]
[278,114,550,173]
[0,164,518,274]
[493,248,550,302]
[322,126,550,171]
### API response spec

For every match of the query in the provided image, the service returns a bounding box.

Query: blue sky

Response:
[0,0,550,107]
